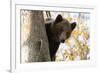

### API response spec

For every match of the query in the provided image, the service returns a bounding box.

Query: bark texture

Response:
[21,10,50,63]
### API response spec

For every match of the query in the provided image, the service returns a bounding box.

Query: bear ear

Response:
[71,22,76,30]
[54,14,63,24]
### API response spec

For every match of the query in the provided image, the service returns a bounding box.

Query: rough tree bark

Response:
[21,10,51,63]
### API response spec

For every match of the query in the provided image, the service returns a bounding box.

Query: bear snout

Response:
[61,39,65,43]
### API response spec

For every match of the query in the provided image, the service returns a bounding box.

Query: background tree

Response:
[21,10,51,63]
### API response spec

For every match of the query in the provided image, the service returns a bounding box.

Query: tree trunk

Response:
[21,10,51,63]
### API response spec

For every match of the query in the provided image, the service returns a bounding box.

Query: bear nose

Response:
[61,39,65,43]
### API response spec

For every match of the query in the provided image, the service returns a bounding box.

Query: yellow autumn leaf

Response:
[66,17,72,22]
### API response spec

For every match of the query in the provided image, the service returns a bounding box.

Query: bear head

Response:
[51,14,76,43]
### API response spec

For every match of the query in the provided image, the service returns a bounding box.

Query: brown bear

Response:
[45,14,76,61]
